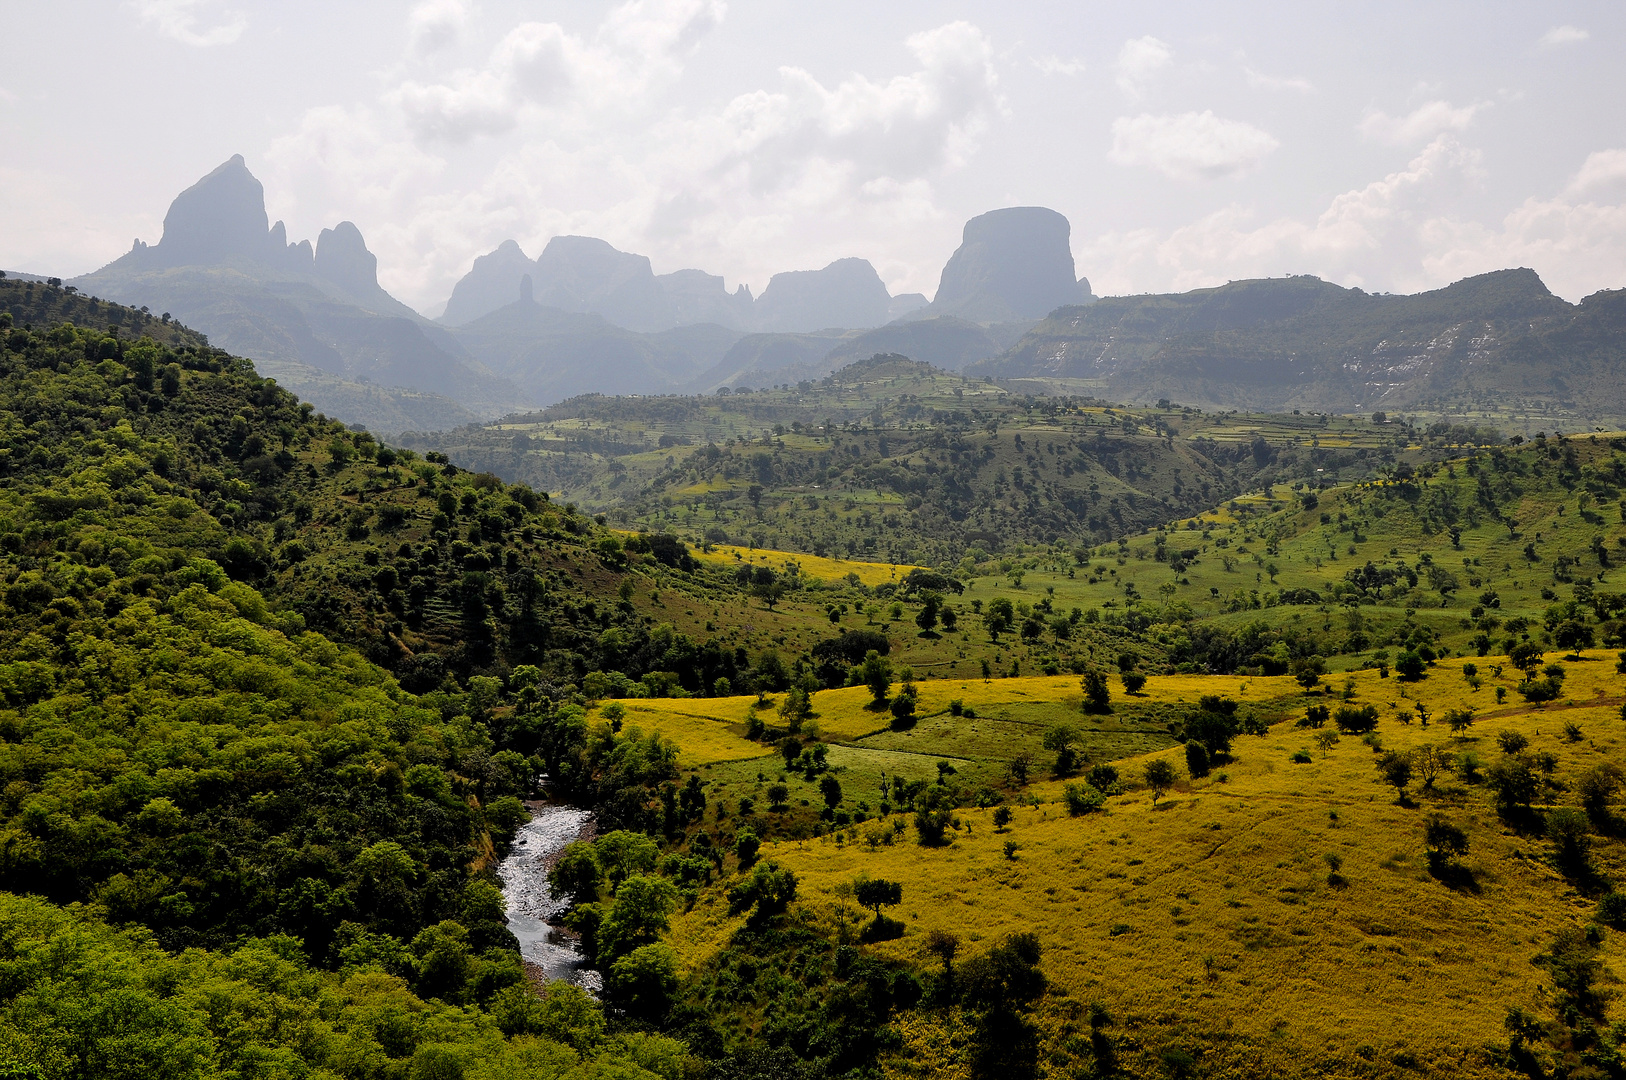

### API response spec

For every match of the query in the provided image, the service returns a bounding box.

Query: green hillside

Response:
[7,279,1626,1080]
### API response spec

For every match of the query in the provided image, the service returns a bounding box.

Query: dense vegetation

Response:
[6,279,1626,1080]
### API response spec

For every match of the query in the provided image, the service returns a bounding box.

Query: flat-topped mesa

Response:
[929,206,1090,323]
[753,257,892,333]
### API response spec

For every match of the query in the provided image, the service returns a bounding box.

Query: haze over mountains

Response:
[34,155,1625,436]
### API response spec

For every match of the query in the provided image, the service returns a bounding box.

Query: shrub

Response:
[1597,891,1626,929]
[1423,815,1469,872]
[1063,783,1106,815]
[992,805,1012,830]
[1087,763,1119,792]
[1290,750,1313,763]
[1486,755,1539,814]
[1122,672,1147,695]
[1445,708,1476,735]
[1081,670,1112,713]
[1333,705,1379,733]
[1547,807,1593,877]
[1497,730,1529,755]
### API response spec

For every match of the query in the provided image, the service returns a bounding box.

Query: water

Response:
[496,803,600,990]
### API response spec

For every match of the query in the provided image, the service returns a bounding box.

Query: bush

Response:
[1333,705,1379,733]
[1063,783,1106,815]
[1497,730,1529,755]
[1547,807,1593,877]
[1423,814,1469,872]
[1087,763,1119,792]
[1486,755,1539,814]
[1291,750,1313,763]
[1122,672,1147,695]
[1597,891,1626,929]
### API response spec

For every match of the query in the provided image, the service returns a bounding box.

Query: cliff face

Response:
[929,206,1089,323]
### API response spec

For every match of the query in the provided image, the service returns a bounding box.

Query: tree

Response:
[819,774,843,811]
[1122,672,1147,694]
[925,928,960,972]
[727,861,797,923]
[596,875,679,965]
[1144,759,1177,802]
[766,783,789,810]
[1377,751,1413,801]
[1292,655,1325,689]
[1547,808,1593,878]
[853,877,903,919]
[1395,650,1426,680]
[1423,814,1469,873]
[1509,641,1545,679]
[985,597,1015,639]
[915,592,942,635]
[1578,764,1622,828]
[735,828,761,867]
[1043,723,1081,776]
[992,805,1012,830]
[1184,741,1211,779]
[1445,708,1476,736]
[1187,697,1241,753]
[1486,754,1539,816]
[605,943,680,1021]
[1415,744,1453,790]
[550,842,602,903]
[1081,670,1111,714]
[862,650,892,704]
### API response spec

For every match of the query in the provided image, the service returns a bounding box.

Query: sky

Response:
[3,1,1625,316]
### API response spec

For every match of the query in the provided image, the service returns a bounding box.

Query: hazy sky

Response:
[5,1,1625,315]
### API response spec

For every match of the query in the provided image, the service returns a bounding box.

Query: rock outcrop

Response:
[928,207,1090,322]
[753,258,892,333]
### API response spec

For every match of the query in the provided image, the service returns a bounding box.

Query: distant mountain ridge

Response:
[73,156,513,432]
[969,268,1626,425]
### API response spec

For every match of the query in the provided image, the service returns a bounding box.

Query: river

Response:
[496,803,600,990]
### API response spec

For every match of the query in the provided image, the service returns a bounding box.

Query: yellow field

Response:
[689,544,919,586]
[669,652,1626,1078]
[605,700,767,766]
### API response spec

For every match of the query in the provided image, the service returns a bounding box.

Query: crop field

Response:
[668,650,1626,1079]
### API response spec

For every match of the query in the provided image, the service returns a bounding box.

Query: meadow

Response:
[664,650,1626,1078]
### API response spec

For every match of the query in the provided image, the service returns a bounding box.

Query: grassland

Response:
[664,650,1626,1078]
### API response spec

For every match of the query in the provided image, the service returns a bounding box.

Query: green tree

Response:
[1043,723,1081,776]
[1081,670,1111,714]
[605,943,680,1022]
[1144,759,1177,802]
[862,650,893,703]
[596,875,679,965]
[1423,815,1469,873]
[1377,751,1414,801]
[853,877,903,918]
[1395,650,1427,680]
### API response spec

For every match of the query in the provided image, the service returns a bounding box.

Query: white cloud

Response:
[1359,99,1487,144]
[1570,148,1626,195]
[1033,55,1085,77]
[1244,67,1313,93]
[266,13,1000,309]
[133,0,244,47]
[1079,137,1626,303]
[408,0,472,57]
[1540,25,1589,46]
[1114,36,1172,98]
[1108,111,1279,182]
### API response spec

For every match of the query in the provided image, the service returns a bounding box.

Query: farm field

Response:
[667,650,1626,1079]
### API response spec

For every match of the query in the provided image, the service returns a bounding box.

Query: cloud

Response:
[133,0,244,47]
[1033,55,1085,77]
[408,0,472,56]
[1359,98,1487,145]
[1540,25,1589,46]
[389,0,727,145]
[1115,36,1172,97]
[1108,111,1279,182]
[266,13,1001,310]
[1079,136,1626,304]
[1570,148,1626,195]
[1244,67,1313,93]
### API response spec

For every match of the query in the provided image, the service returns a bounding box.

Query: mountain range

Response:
[14,155,1620,437]
[55,157,1082,432]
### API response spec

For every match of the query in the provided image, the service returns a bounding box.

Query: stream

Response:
[496,803,600,991]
